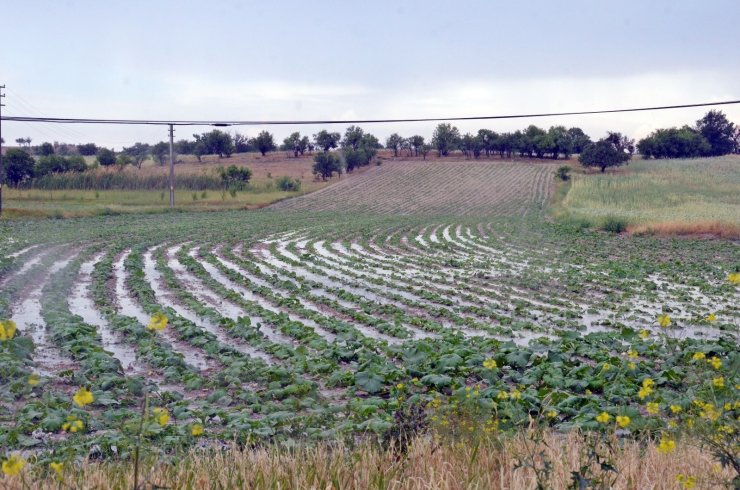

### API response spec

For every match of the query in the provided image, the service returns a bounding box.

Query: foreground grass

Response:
[560,156,740,237]
[4,432,732,489]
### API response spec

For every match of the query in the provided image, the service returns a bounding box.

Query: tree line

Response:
[1,110,737,186]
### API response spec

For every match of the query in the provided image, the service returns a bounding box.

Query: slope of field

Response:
[270,160,556,216]
[562,155,740,235]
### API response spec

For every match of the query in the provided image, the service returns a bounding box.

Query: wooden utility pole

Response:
[168,124,175,208]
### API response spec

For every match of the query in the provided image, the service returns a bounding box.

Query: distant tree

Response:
[122,142,151,169]
[312,152,342,180]
[254,131,276,156]
[208,130,234,158]
[35,155,86,177]
[604,132,635,156]
[193,141,207,163]
[151,142,169,165]
[96,148,116,166]
[696,110,735,156]
[15,138,26,148]
[385,133,404,157]
[637,126,710,159]
[313,130,341,152]
[115,154,133,170]
[218,165,252,190]
[341,125,364,150]
[432,123,460,156]
[233,133,251,153]
[3,149,35,186]
[78,143,98,156]
[175,139,195,154]
[282,132,304,157]
[477,129,496,157]
[419,143,431,160]
[732,127,740,154]
[408,135,425,156]
[567,127,592,154]
[301,136,312,154]
[38,142,55,156]
[579,136,632,172]
[547,125,572,159]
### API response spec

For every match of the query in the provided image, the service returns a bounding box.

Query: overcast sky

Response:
[1,0,739,148]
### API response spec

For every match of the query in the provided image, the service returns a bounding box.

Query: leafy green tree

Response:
[477,129,497,157]
[116,153,133,169]
[3,149,35,186]
[151,142,169,165]
[282,132,306,157]
[175,139,195,154]
[420,143,431,160]
[254,130,276,156]
[313,152,342,180]
[696,110,735,156]
[579,136,632,172]
[385,133,404,157]
[233,133,252,153]
[77,143,98,156]
[408,135,425,156]
[122,142,151,169]
[637,127,710,159]
[96,148,116,166]
[36,155,86,176]
[38,142,55,156]
[218,165,252,190]
[341,125,365,150]
[432,123,460,156]
[567,127,591,154]
[313,130,341,152]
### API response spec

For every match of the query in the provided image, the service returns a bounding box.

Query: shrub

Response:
[600,216,628,233]
[555,166,572,181]
[275,176,301,192]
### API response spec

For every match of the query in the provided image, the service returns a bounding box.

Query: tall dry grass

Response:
[7,432,733,489]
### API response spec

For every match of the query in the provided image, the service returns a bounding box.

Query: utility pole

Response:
[168,124,175,208]
[0,85,5,216]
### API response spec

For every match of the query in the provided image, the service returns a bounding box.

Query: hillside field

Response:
[0,157,738,488]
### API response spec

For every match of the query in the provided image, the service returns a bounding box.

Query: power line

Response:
[1,99,739,127]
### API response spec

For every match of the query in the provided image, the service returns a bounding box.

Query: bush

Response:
[96,148,116,166]
[275,176,301,192]
[218,165,252,190]
[555,165,571,181]
[600,216,628,233]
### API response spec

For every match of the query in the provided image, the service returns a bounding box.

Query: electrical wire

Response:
[1,100,738,127]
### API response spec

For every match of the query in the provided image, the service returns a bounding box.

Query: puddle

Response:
[69,254,142,373]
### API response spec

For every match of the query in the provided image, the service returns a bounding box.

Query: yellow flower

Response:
[395,383,404,390]
[727,272,740,285]
[656,314,671,328]
[497,390,509,400]
[705,313,717,323]
[670,405,682,414]
[657,437,676,454]
[638,387,652,399]
[628,362,637,371]
[0,319,17,340]
[707,357,722,370]
[50,462,63,478]
[28,373,40,386]
[595,412,611,424]
[676,474,696,489]
[147,312,168,331]
[510,389,522,400]
[73,387,94,407]
[1,454,25,476]
[692,352,705,361]
[627,349,638,359]
[546,409,558,419]
[601,363,611,372]
[616,415,630,428]
[646,402,660,415]
[191,423,204,436]
[639,329,650,339]
[712,377,725,388]
[62,414,84,433]
[152,407,169,426]
[483,358,497,370]
[642,378,655,389]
